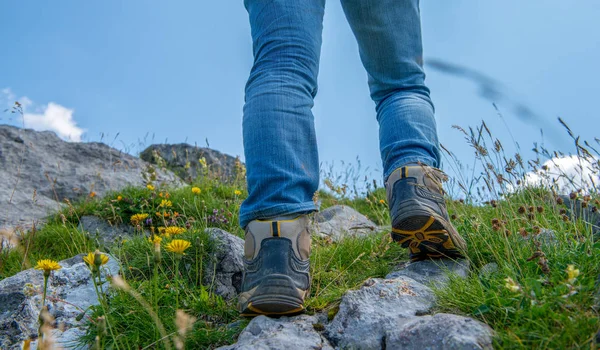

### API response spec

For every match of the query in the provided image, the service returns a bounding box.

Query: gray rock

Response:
[0,253,120,349]
[0,125,183,230]
[324,276,436,349]
[386,313,494,350]
[140,143,241,183]
[204,228,245,300]
[479,263,499,278]
[559,195,600,239]
[78,215,135,248]
[217,315,333,350]
[312,205,379,242]
[386,259,470,288]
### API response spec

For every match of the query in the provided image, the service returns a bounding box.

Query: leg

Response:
[340,0,440,181]
[341,0,466,261]
[239,0,325,229]
[239,0,324,316]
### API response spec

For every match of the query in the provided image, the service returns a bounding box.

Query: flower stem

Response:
[91,271,121,350]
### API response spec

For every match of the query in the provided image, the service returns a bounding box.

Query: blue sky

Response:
[1,1,599,185]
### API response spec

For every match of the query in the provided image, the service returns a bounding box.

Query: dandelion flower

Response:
[117,195,123,201]
[192,187,201,194]
[131,213,149,225]
[83,251,109,267]
[566,264,580,284]
[379,199,386,204]
[147,184,155,191]
[156,211,170,218]
[89,191,97,198]
[166,239,191,255]
[504,277,521,293]
[148,235,162,245]
[234,190,242,196]
[159,199,172,208]
[157,226,166,234]
[35,259,62,274]
[164,226,186,235]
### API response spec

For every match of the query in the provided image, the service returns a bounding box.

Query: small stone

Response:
[311,205,379,242]
[203,228,244,300]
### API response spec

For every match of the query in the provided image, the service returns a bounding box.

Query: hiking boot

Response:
[238,215,311,317]
[385,164,467,262]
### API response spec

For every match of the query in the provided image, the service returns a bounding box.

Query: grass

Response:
[1,119,599,349]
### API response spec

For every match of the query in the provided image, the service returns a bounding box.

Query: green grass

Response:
[2,122,599,349]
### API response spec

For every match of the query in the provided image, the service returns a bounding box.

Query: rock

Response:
[519,228,557,247]
[312,205,379,242]
[204,228,245,300]
[386,259,470,288]
[140,143,241,183]
[78,215,134,249]
[216,315,333,350]
[479,263,499,278]
[386,313,494,349]
[0,253,120,350]
[0,125,183,230]
[559,195,600,239]
[324,276,435,349]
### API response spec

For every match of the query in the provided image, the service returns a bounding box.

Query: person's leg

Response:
[239,0,325,230]
[239,0,325,316]
[340,0,439,179]
[341,0,466,261]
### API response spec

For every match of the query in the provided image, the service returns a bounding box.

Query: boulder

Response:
[312,205,379,242]
[0,125,183,230]
[324,276,435,349]
[140,143,241,183]
[0,253,120,349]
[78,215,135,249]
[216,315,333,350]
[386,313,494,350]
[204,228,245,300]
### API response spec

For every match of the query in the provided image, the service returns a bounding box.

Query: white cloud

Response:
[23,102,85,142]
[519,155,599,193]
[2,87,85,142]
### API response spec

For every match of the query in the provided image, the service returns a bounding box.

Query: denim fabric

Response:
[239,0,440,228]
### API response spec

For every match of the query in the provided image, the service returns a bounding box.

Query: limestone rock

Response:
[386,259,470,288]
[140,143,241,183]
[216,315,333,350]
[204,228,245,300]
[312,205,379,242]
[0,125,183,230]
[0,253,120,349]
[386,313,494,349]
[559,195,600,239]
[78,215,135,248]
[324,276,436,349]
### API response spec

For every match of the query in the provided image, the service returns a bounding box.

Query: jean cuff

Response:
[239,201,319,229]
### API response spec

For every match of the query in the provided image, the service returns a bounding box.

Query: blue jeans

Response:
[239,0,440,228]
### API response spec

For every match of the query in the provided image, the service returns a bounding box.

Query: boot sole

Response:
[391,213,465,262]
[239,274,308,317]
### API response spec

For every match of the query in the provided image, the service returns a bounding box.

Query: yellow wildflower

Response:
[159,192,164,198]
[159,199,172,208]
[192,187,201,194]
[157,226,166,234]
[165,192,171,199]
[504,277,521,293]
[117,195,123,201]
[89,191,97,198]
[165,239,191,255]
[566,264,580,284]
[83,251,109,267]
[131,213,149,225]
[164,226,186,235]
[147,184,155,191]
[148,235,162,245]
[156,211,170,218]
[379,199,386,204]
[234,190,242,196]
[34,259,62,273]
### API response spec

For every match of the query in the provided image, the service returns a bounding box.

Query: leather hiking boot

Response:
[238,215,311,317]
[385,164,467,262]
